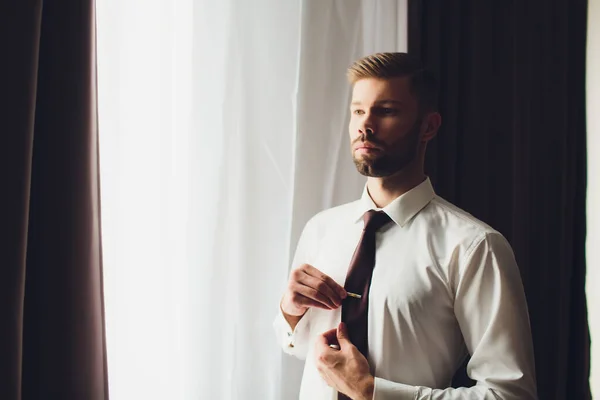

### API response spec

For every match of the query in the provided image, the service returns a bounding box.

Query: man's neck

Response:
[366,170,427,208]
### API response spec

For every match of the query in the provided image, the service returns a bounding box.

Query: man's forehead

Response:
[351,77,413,105]
[350,99,404,106]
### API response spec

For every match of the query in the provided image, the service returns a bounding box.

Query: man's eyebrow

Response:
[350,100,403,106]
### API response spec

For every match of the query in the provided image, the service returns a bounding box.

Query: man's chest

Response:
[310,223,455,315]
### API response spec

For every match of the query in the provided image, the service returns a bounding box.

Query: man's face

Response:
[349,77,422,177]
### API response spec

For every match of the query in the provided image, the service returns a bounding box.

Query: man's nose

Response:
[358,113,376,137]
[358,124,375,137]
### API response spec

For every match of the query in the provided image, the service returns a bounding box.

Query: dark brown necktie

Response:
[338,210,391,400]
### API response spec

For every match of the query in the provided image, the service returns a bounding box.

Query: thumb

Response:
[336,322,351,344]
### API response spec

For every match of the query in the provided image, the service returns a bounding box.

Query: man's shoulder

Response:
[306,199,361,229]
[427,197,518,274]
[427,195,499,239]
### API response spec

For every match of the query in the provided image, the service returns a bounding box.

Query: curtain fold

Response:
[0,2,42,398]
[408,1,590,398]
[1,1,109,399]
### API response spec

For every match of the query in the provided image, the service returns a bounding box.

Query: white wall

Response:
[587,0,600,396]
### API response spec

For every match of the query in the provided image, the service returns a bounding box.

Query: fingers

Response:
[317,327,338,346]
[336,322,349,341]
[303,264,347,300]
[317,328,336,347]
[288,289,333,310]
[316,329,339,365]
[318,324,352,353]
[287,265,345,310]
[321,328,342,350]
[298,264,345,303]
[295,274,341,308]
[322,327,338,344]
[335,322,353,348]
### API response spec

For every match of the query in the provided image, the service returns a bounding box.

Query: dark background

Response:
[409,1,590,399]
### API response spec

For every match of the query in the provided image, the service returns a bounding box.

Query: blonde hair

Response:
[347,52,439,111]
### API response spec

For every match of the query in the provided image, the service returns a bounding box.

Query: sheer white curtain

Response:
[587,1,600,396]
[96,1,407,399]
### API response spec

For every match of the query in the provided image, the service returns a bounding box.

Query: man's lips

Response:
[354,143,382,152]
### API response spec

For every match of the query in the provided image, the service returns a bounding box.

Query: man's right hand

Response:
[280,264,347,325]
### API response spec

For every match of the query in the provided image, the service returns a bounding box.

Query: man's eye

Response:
[353,109,365,115]
[381,108,396,115]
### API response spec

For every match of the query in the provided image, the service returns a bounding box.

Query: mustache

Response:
[352,135,383,147]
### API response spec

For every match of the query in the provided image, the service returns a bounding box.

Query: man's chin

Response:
[353,160,392,178]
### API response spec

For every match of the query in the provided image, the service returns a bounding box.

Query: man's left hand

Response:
[314,322,375,400]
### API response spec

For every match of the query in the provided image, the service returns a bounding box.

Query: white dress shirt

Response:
[273,177,537,400]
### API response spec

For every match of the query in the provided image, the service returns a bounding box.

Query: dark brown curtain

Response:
[408,1,590,399]
[1,1,109,399]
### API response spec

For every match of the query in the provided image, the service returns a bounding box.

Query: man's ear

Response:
[421,112,441,142]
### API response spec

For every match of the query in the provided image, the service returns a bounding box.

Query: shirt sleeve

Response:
[273,304,313,360]
[372,232,538,400]
[272,216,319,360]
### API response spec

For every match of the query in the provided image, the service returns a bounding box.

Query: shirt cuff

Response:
[373,377,418,400]
[273,306,311,357]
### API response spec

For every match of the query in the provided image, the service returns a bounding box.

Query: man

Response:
[273,52,537,400]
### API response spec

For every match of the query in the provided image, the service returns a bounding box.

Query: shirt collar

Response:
[354,177,436,227]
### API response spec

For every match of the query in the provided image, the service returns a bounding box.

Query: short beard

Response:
[352,123,421,178]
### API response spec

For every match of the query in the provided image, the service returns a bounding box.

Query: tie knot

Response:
[362,210,391,232]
